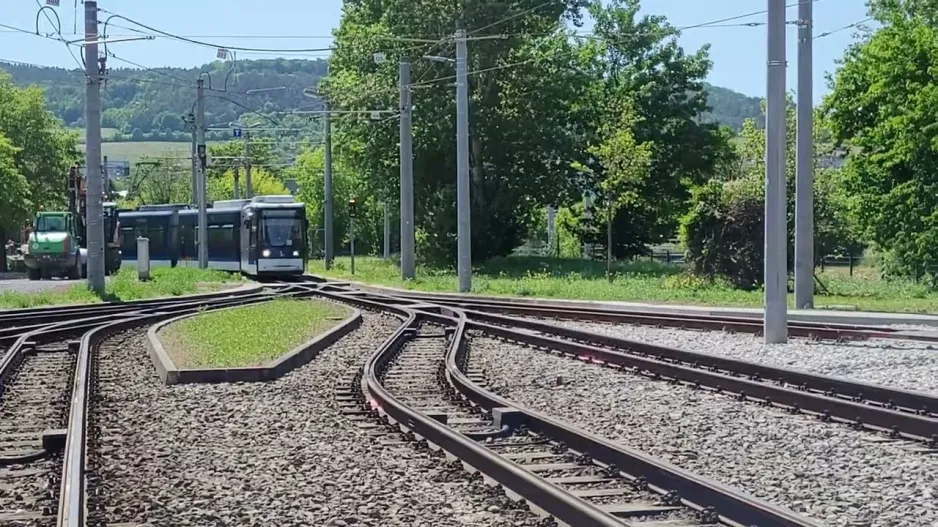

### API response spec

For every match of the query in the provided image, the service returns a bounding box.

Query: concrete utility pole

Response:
[233,165,241,199]
[794,0,815,310]
[399,59,416,280]
[243,132,253,199]
[196,78,208,269]
[455,29,471,293]
[189,121,197,205]
[547,206,556,255]
[384,202,391,259]
[84,1,105,294]
[323,100,334,270]
[764,0,788,344]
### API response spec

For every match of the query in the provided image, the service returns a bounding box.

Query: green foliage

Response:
[563,0,736,259]
[123,162,191,206]
[0,71,79,226]
[289,147,388,257]
[701,84,764,131]
[681,97,864,289]
[0,59,327,139]
[0,133,30,231]
[208,167,288,202]
[159,298,348,368]
[823,10,938,279]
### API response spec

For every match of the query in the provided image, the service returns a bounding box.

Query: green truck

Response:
[23,166,122,281]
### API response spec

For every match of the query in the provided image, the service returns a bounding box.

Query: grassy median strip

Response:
[0,267,243,309]
[309,255,938,314]
[159,298,350,369]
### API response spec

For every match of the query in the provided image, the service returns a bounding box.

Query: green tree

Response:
[574,100,653,275]
[822,7,937,278]
[125,163,191,206]
[208,167,288,202]
[0,133,30,233]
[289,147,386,257]
[682,98,864,289]
[0,71,79,213]
[566,0,735,259]
[325,0,593,264]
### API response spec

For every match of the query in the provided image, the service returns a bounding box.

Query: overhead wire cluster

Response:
[1,0,877,156]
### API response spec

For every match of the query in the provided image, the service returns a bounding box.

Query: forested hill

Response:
[0,58,761,137]
[0,58,328,142]
[701,84,764,130]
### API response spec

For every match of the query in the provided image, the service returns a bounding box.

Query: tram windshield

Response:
[260,210,304,249]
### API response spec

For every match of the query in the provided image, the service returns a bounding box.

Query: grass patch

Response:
[309,255,938,314]
[0,266,243,309]
[159,298,350,368]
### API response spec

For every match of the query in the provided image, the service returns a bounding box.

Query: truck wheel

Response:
[27,268,41,281]
[67,258,80,280]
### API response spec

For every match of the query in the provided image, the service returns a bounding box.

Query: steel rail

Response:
[54,287,327,527]
[0,282,274,328]
[469,310,938,417]
[323,289,818,527]
[468,317,938,442]
[376,292,938,342]
[443,319,819,527]
[355,306,628,527]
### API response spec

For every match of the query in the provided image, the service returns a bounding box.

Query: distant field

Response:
[77,141,192,164]
[71,127,120,141]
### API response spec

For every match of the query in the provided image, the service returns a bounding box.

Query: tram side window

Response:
[142,226,167,260]
[207,224,237,262]
[120,227,136,258]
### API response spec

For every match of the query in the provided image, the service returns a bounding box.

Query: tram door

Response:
[240,210,257,275]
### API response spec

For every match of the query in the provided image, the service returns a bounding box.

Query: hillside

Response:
[0,58,763,136]
[701,84,764,130]
[0,58,328,143]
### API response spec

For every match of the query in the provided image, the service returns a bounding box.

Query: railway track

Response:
[0,341,75,527]
[3,275,936,526]
[321,290,819,527]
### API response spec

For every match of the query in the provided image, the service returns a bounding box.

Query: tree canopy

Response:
[0,71,78,231]
[321,0,736,264]
[823,1,938,278]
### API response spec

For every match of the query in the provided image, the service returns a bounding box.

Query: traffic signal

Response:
[348,197,358,218]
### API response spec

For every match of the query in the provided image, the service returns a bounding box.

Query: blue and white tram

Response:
[118,196,308,278]
[239,197,307,276]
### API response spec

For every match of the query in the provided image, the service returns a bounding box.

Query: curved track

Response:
[5,276,937,526]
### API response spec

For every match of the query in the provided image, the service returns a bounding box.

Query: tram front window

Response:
[260,212,304,251]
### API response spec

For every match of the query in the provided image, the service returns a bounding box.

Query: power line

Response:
[97,9,335,53]
[34,1,84,70]
[467,0,555,36]
[815,18,873,40]
[105,52,196,86]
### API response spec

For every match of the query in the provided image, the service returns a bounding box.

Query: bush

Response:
[680,180,766,290]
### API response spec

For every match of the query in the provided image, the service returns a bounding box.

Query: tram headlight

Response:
[262,249,271,258]
[292,250,300,257]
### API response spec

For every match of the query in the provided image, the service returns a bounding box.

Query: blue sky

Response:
[1,0,869,104]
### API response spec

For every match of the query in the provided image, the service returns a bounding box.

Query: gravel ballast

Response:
[470,332,938,527]
[85,311,539,527]
[536,318,938,394]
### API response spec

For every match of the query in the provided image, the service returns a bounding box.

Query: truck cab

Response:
[24,211,86,280]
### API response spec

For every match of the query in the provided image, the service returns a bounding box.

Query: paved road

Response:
[0,278,84,294]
